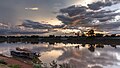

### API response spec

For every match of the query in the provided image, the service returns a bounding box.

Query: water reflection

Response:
[0,43,120,68]
[39,50,63,64]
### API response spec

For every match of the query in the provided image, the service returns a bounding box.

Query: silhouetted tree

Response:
[111,34,116,37]
[95,33,103,37]
[87,29,95,36]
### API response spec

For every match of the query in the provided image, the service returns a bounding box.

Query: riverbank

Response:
[0,54,32,68]
[0,35,120,44]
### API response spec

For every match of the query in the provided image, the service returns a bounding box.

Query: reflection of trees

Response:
[79,44,117,52]
[50,60,57,68]
[96,44,104,48]
[88,44,95,52]
[81,44,85,47]
[75,45,79,49]
[110,44,117,48]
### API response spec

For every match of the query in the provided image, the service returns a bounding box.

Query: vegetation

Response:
[33,60,75,68]
[95,33,104,37]
[50,60,57,68]
[33,64,42,68]
[0,30,119,46]
[0,59,7,65]
[0,59,21,68]
[0,64,9,68]
[9,64,21,68]
[87,29,95,36]
[59,63,74,68]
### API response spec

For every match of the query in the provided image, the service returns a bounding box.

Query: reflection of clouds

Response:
[0,43,120,68]
[57,46,120,68]
[58,49,87,60]
[32,47,48,52]
[39,50,63,64]
[31,44,120,68]
[0,43,48,56]
[90,66,103,68]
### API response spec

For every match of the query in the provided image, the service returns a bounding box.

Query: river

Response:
[0,42,120,68]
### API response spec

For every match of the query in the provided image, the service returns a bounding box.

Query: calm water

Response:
[0,43,120,68]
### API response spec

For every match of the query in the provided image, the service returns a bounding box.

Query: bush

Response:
[33,64,42,68]
[9,64,21,68]
[0,59,7,65]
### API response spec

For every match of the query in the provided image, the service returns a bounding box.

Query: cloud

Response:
[87,1,112,10]
[25,7,39,11]
[56,0,120,31]
[59,5,87,17]
[21,20,65,29]
[22,20,53,29]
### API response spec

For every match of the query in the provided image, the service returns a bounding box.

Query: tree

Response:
[87,29,95,36]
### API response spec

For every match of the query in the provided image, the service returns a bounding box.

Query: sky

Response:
[0,0,99,25]
[0,0,120,33]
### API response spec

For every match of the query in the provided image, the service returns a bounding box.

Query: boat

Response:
[10,47,40,59]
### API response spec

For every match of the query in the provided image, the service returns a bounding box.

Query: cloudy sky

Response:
[56,0,120,32]
[0,0,101,25]
[0,0,120,32]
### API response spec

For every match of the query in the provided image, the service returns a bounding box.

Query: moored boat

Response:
[10,47,40,59]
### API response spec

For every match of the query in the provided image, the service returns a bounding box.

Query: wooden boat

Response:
[10,47,40,59]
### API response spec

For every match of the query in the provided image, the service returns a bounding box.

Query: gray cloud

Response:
[1,0,120,31]
[96,22,120,30]
[57,0,120,30]
[21,20,53,29]
[87,1,112,10]
[21,20,65,29]
[60,5,87,17]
